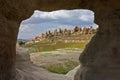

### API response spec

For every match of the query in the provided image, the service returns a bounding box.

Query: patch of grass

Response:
[26,34,93,53]
[28,42,87,53]
[28,47,39,53]
[52,54,61,57]
[40,53,52,57]
[40,53,61,57]
[58,58,68,61]
[41,60,79,74]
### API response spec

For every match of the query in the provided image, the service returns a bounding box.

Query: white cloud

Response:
[79,15,94,21]
[30,9,94,21]
[18,24,36,39]
[22,9,94,26]
[19,9,96,39]
[19,24,30,32]
[33,10,72,19]
[46,25,74,32]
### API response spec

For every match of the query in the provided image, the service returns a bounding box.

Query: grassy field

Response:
[25,34,93,53]
[26,34,93,74]
[30,51,80,74]
[27,42,87,53]
[41,60,79,74]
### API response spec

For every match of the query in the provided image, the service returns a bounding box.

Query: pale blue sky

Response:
[18,9,98,39]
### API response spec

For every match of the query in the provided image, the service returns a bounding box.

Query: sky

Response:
[18,9,98,39]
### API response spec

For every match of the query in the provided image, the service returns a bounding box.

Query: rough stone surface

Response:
[0,0,120,80]
[16,47,70,80]
[66,65,80,80]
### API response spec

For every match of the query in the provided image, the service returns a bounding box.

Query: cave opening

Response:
[17,9,98,79]
[0,0,118,80]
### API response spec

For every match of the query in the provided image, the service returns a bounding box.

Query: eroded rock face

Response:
[0,0,120,80]
[75,1,120,80]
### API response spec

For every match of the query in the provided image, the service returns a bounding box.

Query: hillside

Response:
[22,26,96,75]
[25,26,96,52]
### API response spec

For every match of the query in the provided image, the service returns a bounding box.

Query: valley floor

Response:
[16,47,81,80]
[30,49,81,74]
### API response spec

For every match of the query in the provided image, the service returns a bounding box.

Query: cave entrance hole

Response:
[17,9,98,77]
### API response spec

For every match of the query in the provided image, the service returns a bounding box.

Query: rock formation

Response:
[74,26,80,32]
[0,0,119,80]
[26,26,96,45]
[54,29,58,36]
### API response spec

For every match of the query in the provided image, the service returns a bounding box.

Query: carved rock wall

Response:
[0,0,119,80]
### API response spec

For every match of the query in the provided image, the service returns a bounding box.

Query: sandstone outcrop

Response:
[25,26,96,45]
[0,0,120,80]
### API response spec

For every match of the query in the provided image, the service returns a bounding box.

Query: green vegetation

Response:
[28,46,39,53]
[41,60,79,74]
[19,41,25,46]
[27,42,87,53]
[24,34,94,74]
[40,53,61,57]
[26,34,94,53]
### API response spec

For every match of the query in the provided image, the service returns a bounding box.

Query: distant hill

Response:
[24,26,97,52]
[25,26,97,45]
[17,39,30,43]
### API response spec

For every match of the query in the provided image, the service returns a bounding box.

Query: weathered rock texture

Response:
[25,26,96,45]
[0,0,120,80]
[16,47,69,80]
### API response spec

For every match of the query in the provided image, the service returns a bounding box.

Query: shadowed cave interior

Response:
[0,0,120,80]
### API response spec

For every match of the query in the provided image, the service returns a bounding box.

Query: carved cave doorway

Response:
[17,9,98,79]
